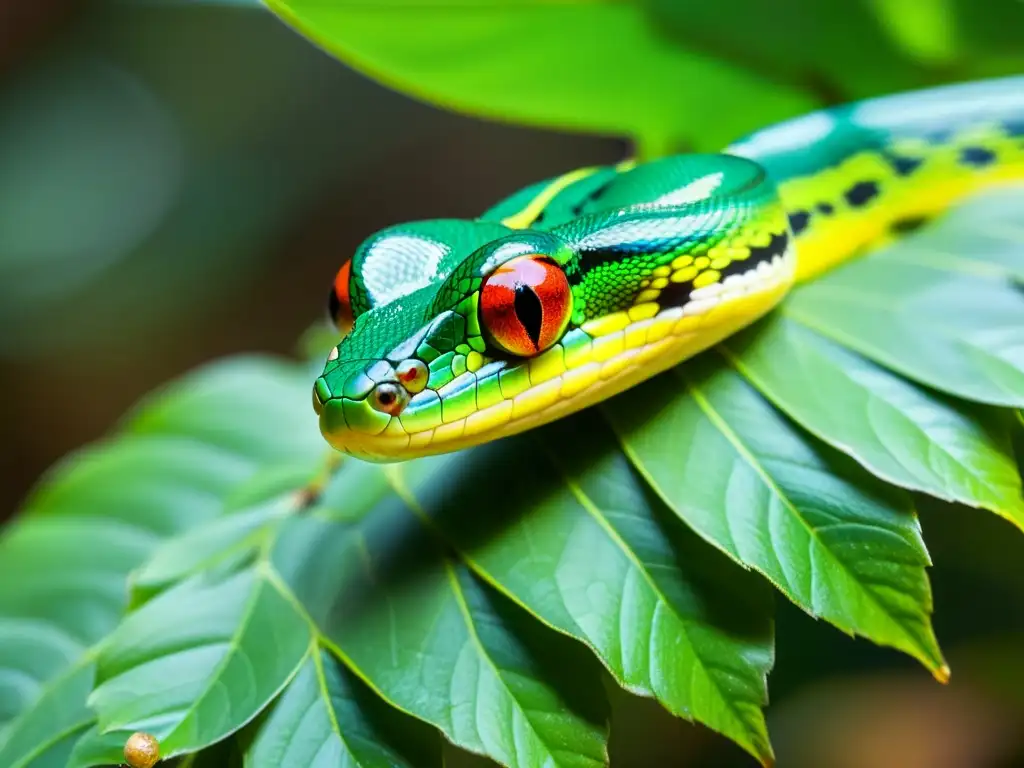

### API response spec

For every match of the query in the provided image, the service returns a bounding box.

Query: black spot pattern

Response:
[890,216,929,235]
[658,232,788,309]
[844,180,880,207]
[741,232,789,269]
[960,146,996,167]
[889,155,923,176]
[513,284,543,348]
[816,202,835,215]
[657,280,693,309]
[788,210,810,235]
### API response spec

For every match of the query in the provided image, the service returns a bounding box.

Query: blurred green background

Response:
[1,1,1022,765]
[0,0,622,523]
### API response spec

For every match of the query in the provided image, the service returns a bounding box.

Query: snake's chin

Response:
[322,245,796,463]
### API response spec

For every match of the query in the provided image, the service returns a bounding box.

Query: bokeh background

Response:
[1,1,1022,766]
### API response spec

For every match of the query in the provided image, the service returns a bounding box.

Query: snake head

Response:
[314,155,795,462]
[313,228,578,461]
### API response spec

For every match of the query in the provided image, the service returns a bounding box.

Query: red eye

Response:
[328,260,354,334]
[479,255,572,357]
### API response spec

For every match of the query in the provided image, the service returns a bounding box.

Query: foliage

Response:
[264,0,1024,153]
[1,1,1023,766]
[0,185,1021,767]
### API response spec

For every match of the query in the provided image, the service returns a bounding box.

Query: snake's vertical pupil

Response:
[513,284,544,347]
[480,255,572,357]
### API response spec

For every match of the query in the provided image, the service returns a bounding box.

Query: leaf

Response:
[88,568,310,758]
[69,723,250,768]
[605,359,946,678]
[0,660,94,768]
[650,0,934,97]
[725,314,1024,529]
[130,499,290,597]
[784,251,1024,408]
[11,722,92,768]
[263,0,1024,154]
[264,0,815,151]
[67,725,136,768]
[899,186,1024,281]
[273,505,611,768]
[0,359,321,768]
[246,648,442,768]
[125,355,325,469]
[0,439,241,768]
[24,437,251,537]
[395,416,776,764]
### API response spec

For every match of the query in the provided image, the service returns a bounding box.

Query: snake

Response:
[312,75,1024,462]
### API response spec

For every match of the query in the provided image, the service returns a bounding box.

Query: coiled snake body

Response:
[313,76,1024,461]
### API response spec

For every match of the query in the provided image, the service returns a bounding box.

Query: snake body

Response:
[314,76,1024,461]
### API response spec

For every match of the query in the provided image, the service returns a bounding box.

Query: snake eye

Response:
[369,382,408,416]
[328,259,354,335]
[479,255,572,357]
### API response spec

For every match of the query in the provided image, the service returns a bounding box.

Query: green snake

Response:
[313,76,1024,461]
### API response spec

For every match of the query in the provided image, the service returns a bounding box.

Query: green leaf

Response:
[605,360,946,678]
[274,507,611,768]
[650,0,934,97]
[247,648,442,768]
[785,252,1024,408]
[395,416,776,764]
[0,358,322,768]
[0,660,94,768]
[725,315,1024,529]
[12,722,92,768]
[130,499,290,597]
[264,0,814,151]
[263,0,1024,152]
[899,187,1024,281]
[24,437,251,537]
[0,437,244,768]
[88,568,310,758]
[66,725,135,768]
[125,355,324,468]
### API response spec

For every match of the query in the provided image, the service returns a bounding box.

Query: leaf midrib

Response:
[674,369,940,669]
[0,652,97,768]
[444,562,599,768]
[787,282,1024,366]
[720,340,1024,524]
[543,438,768,759]
[152,575,267,752]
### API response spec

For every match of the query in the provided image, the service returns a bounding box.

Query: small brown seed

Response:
[123,731,160,768]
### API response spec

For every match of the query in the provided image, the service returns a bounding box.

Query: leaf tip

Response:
[934,663,952,684]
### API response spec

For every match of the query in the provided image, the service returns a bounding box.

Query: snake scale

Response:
[313,76,1024,461]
